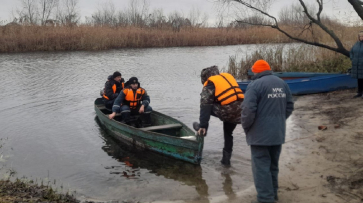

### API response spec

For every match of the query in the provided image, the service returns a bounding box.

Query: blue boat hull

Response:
[238,74,357,95]
[247,70,341,80]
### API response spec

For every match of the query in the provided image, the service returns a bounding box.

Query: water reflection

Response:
[222,173,237,200]
[95,117,209,202]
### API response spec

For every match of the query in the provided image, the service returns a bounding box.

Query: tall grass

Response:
[0,25,292,52]
[1,22,361,53]
[227,44,352,79]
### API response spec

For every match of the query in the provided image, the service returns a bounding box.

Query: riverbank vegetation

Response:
[226,44,352,79]
[0,179,79,202]
[0,26,292,52]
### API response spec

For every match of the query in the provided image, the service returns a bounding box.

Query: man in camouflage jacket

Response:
[195,66,244,166]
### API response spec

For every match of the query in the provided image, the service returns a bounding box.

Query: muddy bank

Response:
[226,89,363,203]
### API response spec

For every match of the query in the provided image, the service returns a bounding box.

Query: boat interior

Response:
[96,103,196,139]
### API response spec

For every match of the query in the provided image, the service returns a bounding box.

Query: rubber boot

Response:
[120,111,130,124]
[142,113,152,127]
[221,149,232,166]
[353,93,362,98]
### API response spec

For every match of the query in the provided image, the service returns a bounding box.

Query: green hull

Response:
[94,98,204,164]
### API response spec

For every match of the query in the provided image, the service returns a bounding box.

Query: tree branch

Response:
[348,0,363,21]
[227,0,350,56]
[316,0,323,22]
[233,0,278,26]
[298,0,347,56]
[236,19,348,56]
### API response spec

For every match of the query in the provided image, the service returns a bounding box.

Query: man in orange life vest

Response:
[103,71,125,109]
[108,77,152,126]
[193,66,244,166]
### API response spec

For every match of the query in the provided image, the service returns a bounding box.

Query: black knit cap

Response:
[112,71,121,79]
[128,77,138,84]
[125,76,140,88]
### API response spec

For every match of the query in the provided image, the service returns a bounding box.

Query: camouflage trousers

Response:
[211,100,242,124]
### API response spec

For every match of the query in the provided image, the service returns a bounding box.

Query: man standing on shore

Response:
[241,60,294,203]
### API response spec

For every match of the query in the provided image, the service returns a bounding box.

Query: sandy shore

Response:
[224,89,363,203]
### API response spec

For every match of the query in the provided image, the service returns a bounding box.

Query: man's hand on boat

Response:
[139,105,145,114]
[108,112,116,120]
[198,128,207,136]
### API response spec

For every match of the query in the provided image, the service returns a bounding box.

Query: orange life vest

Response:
[103,82,124,100]
[123,87,145,109]
[204,73,244,105]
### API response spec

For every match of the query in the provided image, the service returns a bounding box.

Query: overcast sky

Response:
[0,0,360,26]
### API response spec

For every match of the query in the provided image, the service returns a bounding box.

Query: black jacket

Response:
[104,77,124,100]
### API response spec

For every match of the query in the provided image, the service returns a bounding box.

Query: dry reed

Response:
[0,25,291,53]
[227,44,352,79]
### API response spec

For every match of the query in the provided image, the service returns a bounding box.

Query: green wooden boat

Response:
[94,98,204,165]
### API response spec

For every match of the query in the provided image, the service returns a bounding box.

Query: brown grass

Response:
[2,24,363,75]
[0,25,292,52]
[227,44,353,79]
[1,24,361,53]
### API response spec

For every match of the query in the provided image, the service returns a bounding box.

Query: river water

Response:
[0,44,295,202]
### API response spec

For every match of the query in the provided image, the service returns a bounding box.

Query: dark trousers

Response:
[119,105,153,124]
[223,122,237,153]
[104,99,115,110]
[251,145,282,203]
[358,79,363,93]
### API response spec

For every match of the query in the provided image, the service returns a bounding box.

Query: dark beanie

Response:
[112,71,121,79]
[128,77,138,84]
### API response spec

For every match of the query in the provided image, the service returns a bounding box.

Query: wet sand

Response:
[214,89,363,203]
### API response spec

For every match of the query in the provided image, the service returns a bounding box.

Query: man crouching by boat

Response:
[193,66,244,166]
[108,77,152,127]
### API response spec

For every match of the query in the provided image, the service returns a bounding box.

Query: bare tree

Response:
[188,7,201,27]
[128,0,149,27]
[147,9,167,29]
[348,0,363,20]
[215,12,225,28]
[116,11,129,27]
[18,0,38,24]
[56,0,80,26]
[92,0,117,26]
[168,11,186,32]
[188,7,209,28]
[219,0,362,57]
[278,3,313,26]
[39,0,59,25]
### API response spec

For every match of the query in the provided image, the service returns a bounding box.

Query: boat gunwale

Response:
[238,74,352,85]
